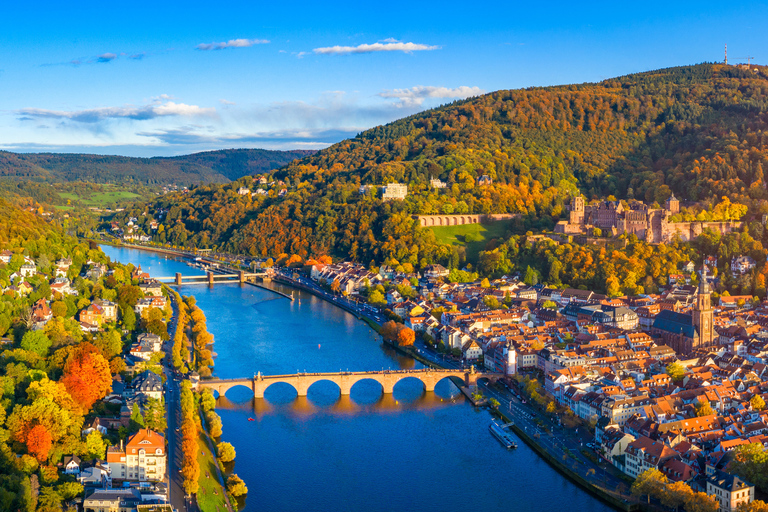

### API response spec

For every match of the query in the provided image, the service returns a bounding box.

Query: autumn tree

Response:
[380,321,400,343]
[51,301,67,318]
[631,468,668,504]
[397,327,415,347]
[227,474,248,497]
[751,395,766,411]
[695,398,716,417]
[25,424,52,462]
[217,441,236,463]
[61,343,112,414]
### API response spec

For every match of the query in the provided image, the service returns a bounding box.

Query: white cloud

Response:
[312,41,440,55]
[97,53,117,63]
[17,100,215,123]
[219,99,236,105]
[378,85,484,107]
[196,38,270,51]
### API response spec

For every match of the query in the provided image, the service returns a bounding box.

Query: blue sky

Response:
[1,0,767,157]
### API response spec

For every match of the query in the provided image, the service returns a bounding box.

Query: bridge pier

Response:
[252,380,264,399]
[239,270,246,284]
[207,271,214,286]
[175,272,182,286]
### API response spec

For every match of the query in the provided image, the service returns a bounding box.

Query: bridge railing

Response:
[201,368,498,384]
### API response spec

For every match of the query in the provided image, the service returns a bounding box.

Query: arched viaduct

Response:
[198,368,501,400]
[415,213,519,227]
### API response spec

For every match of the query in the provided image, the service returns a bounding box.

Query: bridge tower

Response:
[175,272,182,286]
[239,270,246,284]
[207,271,214,286]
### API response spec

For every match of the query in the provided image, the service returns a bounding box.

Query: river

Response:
[102,246,614,512]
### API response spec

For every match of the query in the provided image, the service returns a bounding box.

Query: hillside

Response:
[115,64,768,268]
[0,148,315,185]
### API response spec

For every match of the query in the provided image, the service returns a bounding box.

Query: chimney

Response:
[120,439,124,451]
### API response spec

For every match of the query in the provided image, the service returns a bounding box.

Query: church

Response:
[651,269,715,355]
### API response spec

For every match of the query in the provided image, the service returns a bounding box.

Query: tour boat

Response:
[489,419,517,449]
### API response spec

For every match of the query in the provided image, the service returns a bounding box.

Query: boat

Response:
[248,418,255,422]
[489,419,517,449]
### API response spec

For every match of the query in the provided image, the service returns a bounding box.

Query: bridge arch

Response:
[349,377,388,396]
[219,383,255,401]
[262,380,300,400]
[306,379,343,397]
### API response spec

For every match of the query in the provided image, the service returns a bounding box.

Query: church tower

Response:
[692,267,715,349]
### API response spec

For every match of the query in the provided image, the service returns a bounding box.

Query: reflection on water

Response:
[215,378,465,418]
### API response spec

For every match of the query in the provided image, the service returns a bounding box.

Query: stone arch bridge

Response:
[198,368,501,400]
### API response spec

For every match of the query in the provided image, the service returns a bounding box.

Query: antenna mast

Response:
[725,44,728,65]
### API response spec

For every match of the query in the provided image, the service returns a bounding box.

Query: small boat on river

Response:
[489,419,517,449]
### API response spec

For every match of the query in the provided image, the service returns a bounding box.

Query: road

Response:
[164,297,189,512]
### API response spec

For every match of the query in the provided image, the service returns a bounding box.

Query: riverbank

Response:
[103,243,623,512]
[494,407,638,511]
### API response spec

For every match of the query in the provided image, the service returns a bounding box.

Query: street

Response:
[164,299,189,512]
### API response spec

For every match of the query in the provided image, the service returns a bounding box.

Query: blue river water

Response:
[102,246,614,512]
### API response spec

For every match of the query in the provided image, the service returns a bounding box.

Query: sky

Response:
[1,0,767,157]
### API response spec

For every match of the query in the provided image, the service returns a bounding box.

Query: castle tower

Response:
[692,267,714,349]
[665,194,680,214]
[569,195,585,225]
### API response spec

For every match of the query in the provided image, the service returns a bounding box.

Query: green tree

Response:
[729,443,768,492]
[84,431,107,461]
[129,403,145,432]
[20,331,51,357]
[666,361,685,383]
[523,266,538,286]
[143,398,167,433]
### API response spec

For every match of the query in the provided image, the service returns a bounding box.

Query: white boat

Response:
[489,419,517,449]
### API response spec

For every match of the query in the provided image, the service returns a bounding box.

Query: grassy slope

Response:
[428,221,510,263]
[59,189,141,207]
[196,434,229,512]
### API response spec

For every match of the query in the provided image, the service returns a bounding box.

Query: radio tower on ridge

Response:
[725,44,728,65]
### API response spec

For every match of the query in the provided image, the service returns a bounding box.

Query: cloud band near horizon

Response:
[313,41,440,55]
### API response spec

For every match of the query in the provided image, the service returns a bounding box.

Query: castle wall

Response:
[661,221,744,242]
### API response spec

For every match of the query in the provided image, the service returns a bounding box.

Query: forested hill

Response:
[280,63,768,204]
[117,64,768,266]
[0,148,315,185]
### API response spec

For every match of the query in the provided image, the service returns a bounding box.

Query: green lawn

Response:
[59,189,141,207]
[428,221,511,263]
[196,434,229,512]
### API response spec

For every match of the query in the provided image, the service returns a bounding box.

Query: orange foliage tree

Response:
[396,327,415,347]
[26,424,53,462]
[61,343,112,414]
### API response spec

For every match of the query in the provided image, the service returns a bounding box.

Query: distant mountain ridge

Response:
[0,148,316,185]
